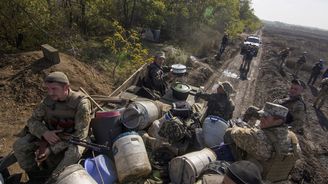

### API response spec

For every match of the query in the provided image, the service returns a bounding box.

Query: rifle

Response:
[69,137,111,153]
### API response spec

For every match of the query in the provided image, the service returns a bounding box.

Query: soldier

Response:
[143,51,171,96]
[216,33,229,60]
[13,71,92,183]
[294,52,307,77]
[225,102,301,183]
[273,79,306,134]
[278,47,290,69]
[240,46,256,73]
[196,81,235,121]
[308,59,324,85]
[313,78,328,110]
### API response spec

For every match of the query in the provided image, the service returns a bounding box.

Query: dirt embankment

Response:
[254,26,328,184]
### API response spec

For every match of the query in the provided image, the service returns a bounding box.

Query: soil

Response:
[1,24,328,183]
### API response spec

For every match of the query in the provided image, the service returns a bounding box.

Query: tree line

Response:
[0,0,261,83]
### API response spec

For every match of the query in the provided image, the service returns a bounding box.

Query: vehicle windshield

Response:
[246,37,260,43]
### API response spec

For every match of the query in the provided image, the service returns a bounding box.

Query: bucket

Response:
[202,116,228,148]
[91,110,122,147]
[84,154,117,184]
[122,101,160,130]
[169,148,217,184]
[54,164,97,184]
[112,132,152,182]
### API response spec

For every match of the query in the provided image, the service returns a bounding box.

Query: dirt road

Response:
[209,31,263,118]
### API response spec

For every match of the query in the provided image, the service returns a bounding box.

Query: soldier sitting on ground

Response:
[13,72,92,183]
[273,79,307,134]
[143,51,172,97]
[313,78,328,110]
[225,102,301,183]
[195,81,235,121]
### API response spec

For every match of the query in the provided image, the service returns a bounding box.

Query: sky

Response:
[251,0,328,30]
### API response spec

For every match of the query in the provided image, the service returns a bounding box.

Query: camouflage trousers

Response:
[13,134,85,176]
[314,90,328,109]
[294,63,304,77]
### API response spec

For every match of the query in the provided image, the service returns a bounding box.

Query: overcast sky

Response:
[252,0,328,30]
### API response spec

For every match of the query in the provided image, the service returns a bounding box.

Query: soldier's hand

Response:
[42,130,62,145]
[35,147,51,165]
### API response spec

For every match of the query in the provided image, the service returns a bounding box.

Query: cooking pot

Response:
[171,64,187,77]
[171,82,191,100]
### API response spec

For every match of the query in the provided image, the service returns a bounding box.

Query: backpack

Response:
[158,117,191,144]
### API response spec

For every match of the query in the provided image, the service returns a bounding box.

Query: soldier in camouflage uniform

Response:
[196,81,235,121]
[13,71,92,183]
[273,79,306,134]
[143,51,171,96]
[313,78,328,109]
[294,52,307,77]
[225,102,301,183]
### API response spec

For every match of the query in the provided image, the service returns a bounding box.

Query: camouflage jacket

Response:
[27,90,92,154]
[273,96,306,132]
[227,125,299,162]
[144,62,168,96]
[197,92,235,121]
[297,55,306,64]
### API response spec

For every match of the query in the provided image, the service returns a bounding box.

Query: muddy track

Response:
[210,31,263,118]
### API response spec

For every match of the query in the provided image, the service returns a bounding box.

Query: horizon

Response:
[252,0,328,30]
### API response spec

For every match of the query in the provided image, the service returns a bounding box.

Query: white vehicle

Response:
[241,35,261,56]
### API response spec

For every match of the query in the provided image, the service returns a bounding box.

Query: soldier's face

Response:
[289,84,303,97]
[156,57,165,66]
[45,82,69,101]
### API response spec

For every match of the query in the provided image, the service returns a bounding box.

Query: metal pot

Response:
[171,64,187,77]
[171,82,191,100]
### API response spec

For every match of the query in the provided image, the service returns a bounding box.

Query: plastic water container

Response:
[169,148,217,184]
[122,100,161,130]
[112,132,152,182]
[202,116,228,147]
[148,112,172,138]
[91,110,122,147]
[54,164,97,184]
[84,154,117,184]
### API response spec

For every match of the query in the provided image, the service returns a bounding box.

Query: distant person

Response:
[143,51,171,96]
[196,81,235,121]
[196,160,263,184]
[216,33,229,60]
[278,47,290,69]
[294,52,307,77]
[13,72,92,183]
[273,79,307,134]
[225,102,301,183]
[313,78,328,110]
[240,45,256,78]
[308,59,324,85]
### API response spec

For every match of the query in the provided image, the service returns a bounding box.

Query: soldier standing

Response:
[294,52,307,77]
[225,102,301,183]
[308,59,324,85]
[313,78,328,110]
[216,33,229,60]
[13,71,92,183]
[278,47,290,69]
[196,81,235,121]
[273,79,307,134]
